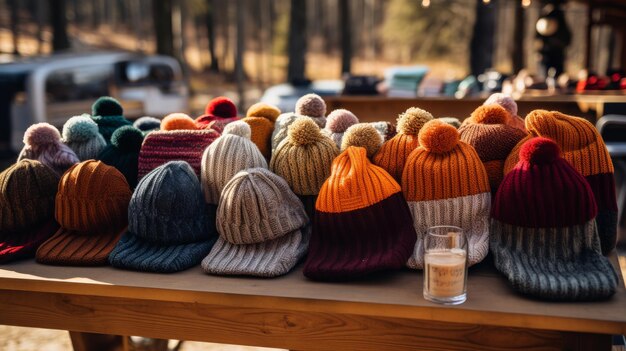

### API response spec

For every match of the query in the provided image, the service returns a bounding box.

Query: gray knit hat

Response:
[62,115,107,161]
[109,161,216,273]
[491,137,618,301]
[202,167,309,277]
[201,121,268,205]
[133,116,161,133]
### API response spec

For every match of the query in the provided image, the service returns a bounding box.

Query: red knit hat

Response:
[196,97,240,129]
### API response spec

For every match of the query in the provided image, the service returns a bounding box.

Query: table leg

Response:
[69,331,124,351]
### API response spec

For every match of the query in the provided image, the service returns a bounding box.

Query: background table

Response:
[0,257,624,351]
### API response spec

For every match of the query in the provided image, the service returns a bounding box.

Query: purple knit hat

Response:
[18,123,80,175]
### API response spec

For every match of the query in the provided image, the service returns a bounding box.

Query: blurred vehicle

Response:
[0,51,188,152]
[260,80,344,113]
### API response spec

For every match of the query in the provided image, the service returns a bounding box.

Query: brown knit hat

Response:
[373,107,433,181]
[270,117,339,196]
[243,103,281,159]
[36,160,132,265]
[0,160,60,263]
[458,105,527,193]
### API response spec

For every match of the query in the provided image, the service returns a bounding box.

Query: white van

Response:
[0,51,188,152]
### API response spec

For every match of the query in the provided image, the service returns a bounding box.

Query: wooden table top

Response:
[0,257,625,335]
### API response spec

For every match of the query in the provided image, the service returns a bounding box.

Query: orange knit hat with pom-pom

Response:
[373,107,433,181]
[243,103,281,159]
[402,119,491,269]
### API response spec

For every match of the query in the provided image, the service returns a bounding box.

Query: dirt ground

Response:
[0,326,283,351]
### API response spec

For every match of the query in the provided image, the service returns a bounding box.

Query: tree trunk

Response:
[9,0,19,55]
[469,1,496,77]
[37,0,46,53]
[287,0,307,84]
[235,0,246,111]
[206,0,219,71]
[512,2,525,73]
[51,0,70,51]
[339,0,352,75]
[153,0,174,57]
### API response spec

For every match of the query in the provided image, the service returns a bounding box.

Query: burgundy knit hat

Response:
[0,160,60,263]
[138,127,220,179]
[196,97,240,129]
[303,146,416,281]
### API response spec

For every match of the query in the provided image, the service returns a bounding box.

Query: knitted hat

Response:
[370,121,397,141]
[295,94,327,128]
[438,117,462,128]
[402,120,491,269]
[109,161,216,273]
[18,123,80,175]
[458,105,527,193]
[62,115,107,161]
[195,96,240,129]
[503,110,618,254]
[90,96,133,142]
[243,103,281,159]
[324,109,359,148]
[202,168,309,277]
[97,126,145,188]
[133,116,161,133]
[162,113,197,131]
[483,93,525,131]
[36,161,131,266]
[373,107,433,181]
[271,113,299,154]
[270,118,339,196]
[0,160,59,263]
[491,137,617,301]
[304,146,416,281]
[138,127,219,179]
[201,121,268,205]
[341,123,383,158]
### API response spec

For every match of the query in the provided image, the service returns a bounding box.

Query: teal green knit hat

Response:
[97,126,144,188]
[91,96,132,143]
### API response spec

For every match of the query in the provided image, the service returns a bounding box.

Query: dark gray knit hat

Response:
[491,137,618,301]
[202,167,309,277]
[109,160,217,272]
[133,116,162,133]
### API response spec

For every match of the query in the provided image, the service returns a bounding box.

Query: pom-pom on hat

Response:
[324,109,359,148]
[479,93,526,131]
[18,123,80,175]
[503,110,618,254]
[36,161,132,266]
[491,137,618,301]
[341,123,383,158]
[373,107,433,181]
[304,146,416,281]
[202,168,310,277]
[402,119,491,269]
[0,160,60,263]
[243,103,281,159]
[109,161,216,273]
[90,96,132,142]
[295,94,327,127]
[161,113,197,131]
[201,121,268,206]
[458,105,527,193]
[97,126,145,188]
[133,116,161,133]
[62,115,107,161]
[195,96,240,129]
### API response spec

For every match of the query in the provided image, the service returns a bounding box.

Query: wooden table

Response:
[0,257,624,351]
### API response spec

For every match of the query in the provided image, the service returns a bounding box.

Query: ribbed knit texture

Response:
[97,126,144,189]
[109,161,216,272]
[304,146,416,281]
[201,122,268,205]
[203,167,309,277]
[373,107,433,181]
[402,120,491,268]
[18,123,80,176]
[36,160,131,266]
[270,118,339,195]
[217,168,308,244]
[491,137,617,301]
[0,160,59,262]
[62,115,107,161]
[138,129,220,179]
[503,110,617,254]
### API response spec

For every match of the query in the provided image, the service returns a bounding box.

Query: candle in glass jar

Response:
[424,249,467,298]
